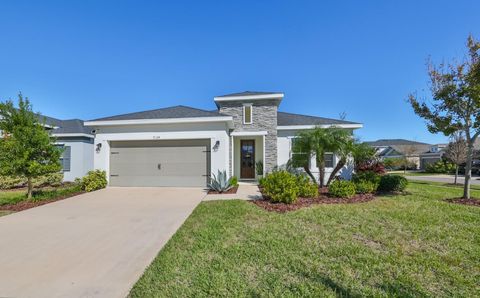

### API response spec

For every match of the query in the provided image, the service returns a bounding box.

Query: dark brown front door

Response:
[240,140,255,179]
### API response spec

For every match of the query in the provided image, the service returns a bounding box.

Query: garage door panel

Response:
[110,175,205,187]
[109,140,210,187]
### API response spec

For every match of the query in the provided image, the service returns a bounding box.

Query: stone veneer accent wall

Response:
[219,99,278,175]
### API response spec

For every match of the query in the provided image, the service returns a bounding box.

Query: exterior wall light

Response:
[96,143,102,153]
[213,140,220,151]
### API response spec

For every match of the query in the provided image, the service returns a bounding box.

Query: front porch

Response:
[231,131,266,181]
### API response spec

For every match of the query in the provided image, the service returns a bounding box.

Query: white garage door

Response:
[109,140,210,187]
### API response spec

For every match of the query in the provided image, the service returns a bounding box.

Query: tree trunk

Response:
[326,157,346,186]
[319,167,325,188]
[27,177,33,200]
[455,165,459,185]
[303,165,317,184]
[463,142,474,199]
[316,150,326,188]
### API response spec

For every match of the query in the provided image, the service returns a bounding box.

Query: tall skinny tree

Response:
[0,93,62,199]
[408,35,480,199]
[444,132,467,185]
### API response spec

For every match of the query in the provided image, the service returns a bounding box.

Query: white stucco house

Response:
[33,115,94,182]
[82,91,363,187]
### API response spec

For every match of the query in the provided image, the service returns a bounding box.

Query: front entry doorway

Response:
[240,140,255,179]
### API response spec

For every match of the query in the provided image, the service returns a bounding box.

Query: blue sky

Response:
[1,0,478,143]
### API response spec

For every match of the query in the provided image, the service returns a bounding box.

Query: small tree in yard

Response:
[408,35,480,199]
[444,132,467,185]
[0,93,62,199]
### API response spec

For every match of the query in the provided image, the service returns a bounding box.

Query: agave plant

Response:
[208,170,233,193]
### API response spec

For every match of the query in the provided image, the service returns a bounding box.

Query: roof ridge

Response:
[277,110,359,124]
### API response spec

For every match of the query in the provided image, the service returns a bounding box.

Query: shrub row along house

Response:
[365,139,447,170]
[5,92,363,187]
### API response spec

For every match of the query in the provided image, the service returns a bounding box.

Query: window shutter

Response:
[63,146,71,172]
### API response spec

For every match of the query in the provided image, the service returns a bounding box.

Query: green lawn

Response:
[131,181,480,297]
[0,184,82,208]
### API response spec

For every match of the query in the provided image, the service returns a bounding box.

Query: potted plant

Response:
[256,161,264,179]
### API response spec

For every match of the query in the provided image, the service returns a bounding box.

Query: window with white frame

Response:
[291,137,309,167]
[243,104,252,124]
[56,145,71,172]
[324,153,334,168]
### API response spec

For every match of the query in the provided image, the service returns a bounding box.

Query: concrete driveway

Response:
[0,187,206,298]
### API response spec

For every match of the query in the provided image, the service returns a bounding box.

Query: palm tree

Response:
[291,127,351,188]
[325,134,354,186]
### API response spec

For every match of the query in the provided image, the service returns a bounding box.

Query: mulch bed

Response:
[445,197,480,207]
[253,191,375,213]
[0,191,85,212]
[207,186,239,195]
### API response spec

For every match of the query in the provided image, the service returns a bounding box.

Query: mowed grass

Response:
[130,181,480,297]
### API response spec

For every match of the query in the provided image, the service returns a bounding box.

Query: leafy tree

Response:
[0,93,62,199]
[408,35,480,199]
[444,132,467,184]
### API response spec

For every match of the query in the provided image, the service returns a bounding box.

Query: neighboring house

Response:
[38,115,94,181]
[366,139,446,169]
[85,91,362,187]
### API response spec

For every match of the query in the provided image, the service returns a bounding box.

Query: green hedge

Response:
[0,173,64,189]
[329,180,356,198]
[262,171,299,204]
[296,175,319,198]
[79,170,108,192]
[377,175,408,192]
[354,180,377,194]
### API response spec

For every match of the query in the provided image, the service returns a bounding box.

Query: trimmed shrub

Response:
[354,180,376,194]
[80,170,107,192]
[296,175,319,198]
[356,161,386,174]
[262,171,299,204]
[33,173,63,187]
[425,160,456,174]
[352,171,381,185]
[0,176,25,189]
[329,180,356,198]
[0,173,64,189]
[229,176,238,187]
[258,176,266,188]
[377,175,408,192]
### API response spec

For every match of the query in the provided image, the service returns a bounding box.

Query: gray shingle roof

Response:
[91,105,226,121]
[52,119,92,134]
[277,111,360,126]
[216,91,281,98]
[365,139,430,146]
[32,113,91,135]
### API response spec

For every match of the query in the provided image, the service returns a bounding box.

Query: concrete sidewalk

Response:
[0,187,205,298]
[203,183,263,201]
[405,174,480,185]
